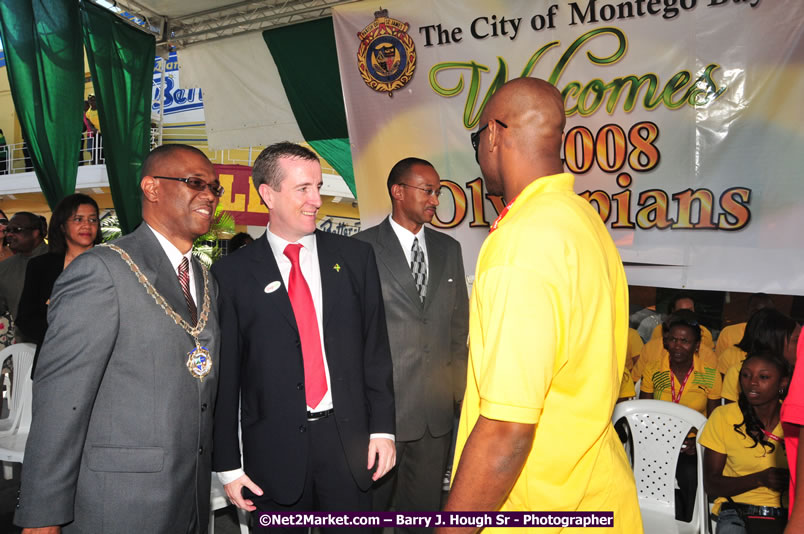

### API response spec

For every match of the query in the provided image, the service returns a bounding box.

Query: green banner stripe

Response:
[263,19,349,141]
[309,138,356,199]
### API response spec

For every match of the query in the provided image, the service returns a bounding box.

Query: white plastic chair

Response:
[613,399,708,534]
[210,474,250,534]
[0,343,35,436]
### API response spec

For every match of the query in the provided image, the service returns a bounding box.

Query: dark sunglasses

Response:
[154,176,225,198]
[471,119,508,162]
[0,219,7,226]
[6,225,37,234]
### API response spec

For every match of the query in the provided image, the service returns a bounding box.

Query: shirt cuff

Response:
[370,433,395,441]
[217,468,245,485]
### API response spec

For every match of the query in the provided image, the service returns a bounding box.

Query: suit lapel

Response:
[376,219,423,308]
[252,233,298,331]
[127,225,194,325]
[423,227,445,311]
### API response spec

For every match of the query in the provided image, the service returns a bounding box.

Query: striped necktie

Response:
[177,257,197,325]
[410,237,427,303]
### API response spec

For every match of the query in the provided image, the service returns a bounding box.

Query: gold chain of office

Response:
[102,243,211,337]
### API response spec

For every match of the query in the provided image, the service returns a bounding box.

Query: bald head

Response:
[477,78,566,198]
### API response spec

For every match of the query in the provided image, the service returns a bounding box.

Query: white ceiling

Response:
[111,0,359,47]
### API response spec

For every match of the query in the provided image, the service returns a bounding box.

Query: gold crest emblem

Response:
[356,8,416,97]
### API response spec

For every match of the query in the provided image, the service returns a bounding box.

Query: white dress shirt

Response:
[388,216,428,270]
[218,225,392,485]
[147,224,196,305]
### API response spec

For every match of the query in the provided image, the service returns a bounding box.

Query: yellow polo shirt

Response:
[717,345,747,376]
[721,365,742,402]
[455,173,642,532]
[626,328,643,374]
[716,322,746,356]
[632,336,717,383]
[640,354,722,415]
[699,402,787,513]
[651,323,714,350]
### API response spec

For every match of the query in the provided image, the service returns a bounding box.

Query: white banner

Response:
[333,0,804,294]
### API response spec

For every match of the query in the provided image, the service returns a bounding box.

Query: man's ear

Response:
[258,183,274,210]
[141,176,158,203]
[487,119,500,155]
[390,183,404,202]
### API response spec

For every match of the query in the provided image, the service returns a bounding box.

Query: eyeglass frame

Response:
[398,183,442,198]
[471,119,508,161]
[153,176,225,198]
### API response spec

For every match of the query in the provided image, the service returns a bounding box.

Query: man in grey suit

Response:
[355,157,469,529]
[15,144,222,534]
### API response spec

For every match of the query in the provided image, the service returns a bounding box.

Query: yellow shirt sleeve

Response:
[640,362,656,394]
[698,404,728,453]
[475,266,560,425]
[619,370,636,399]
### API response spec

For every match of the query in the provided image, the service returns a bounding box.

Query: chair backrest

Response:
[0,344,35,428]
[613,399,708,532]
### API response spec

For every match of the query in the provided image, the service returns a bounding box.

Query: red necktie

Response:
[177,257,197,325]
[283,244,328,407]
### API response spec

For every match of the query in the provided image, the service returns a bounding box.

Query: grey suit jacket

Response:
[15,225,219,533]
[355,218,468,441]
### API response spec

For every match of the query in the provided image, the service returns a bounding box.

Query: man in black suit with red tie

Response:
[212,142,395,530]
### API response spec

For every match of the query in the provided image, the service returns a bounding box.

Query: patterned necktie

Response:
[283,244,328,407]
[177,257,197,325]
[410,237,427,303]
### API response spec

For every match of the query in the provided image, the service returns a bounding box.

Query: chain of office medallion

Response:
[102,243,210,338]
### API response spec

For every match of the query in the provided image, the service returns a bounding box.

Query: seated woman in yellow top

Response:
[720,309,800,402]
[640,311,722,521]
[700,351,790,533]
[649,292,714,350]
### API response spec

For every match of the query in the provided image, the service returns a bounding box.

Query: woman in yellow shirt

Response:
[700,351,790,533]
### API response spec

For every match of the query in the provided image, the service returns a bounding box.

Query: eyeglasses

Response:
[69,216,100,225]
[0,219,8,226]
[471,119,508,162]
[6,225,36,234]
[399,183,442,198]
[153,176,225,198]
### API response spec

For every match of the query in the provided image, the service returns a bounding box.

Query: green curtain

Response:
[80,1,154,234]
[0,0,83,209]
[263,19,357,198]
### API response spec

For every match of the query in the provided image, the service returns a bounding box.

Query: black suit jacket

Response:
[211,230,395,505]
[16,252,65,346]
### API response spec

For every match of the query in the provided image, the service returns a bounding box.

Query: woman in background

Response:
[701,351,790,533]
[16,194,101,375]
[721,310,800,402]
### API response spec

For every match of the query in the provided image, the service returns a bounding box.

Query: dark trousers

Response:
[675,451,698,522]
[372,428,451,534]
[251,414,370,533]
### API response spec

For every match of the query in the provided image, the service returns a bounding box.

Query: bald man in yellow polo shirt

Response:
[440,78,641,533]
